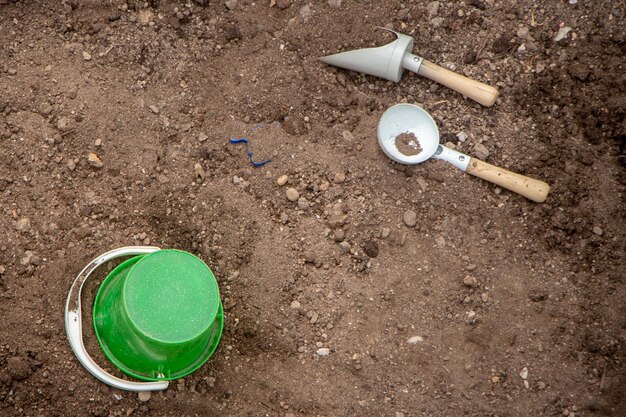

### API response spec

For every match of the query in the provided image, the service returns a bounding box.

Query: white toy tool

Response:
[320,29,499,107]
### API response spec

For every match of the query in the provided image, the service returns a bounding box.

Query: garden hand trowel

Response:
[320,29,499,107]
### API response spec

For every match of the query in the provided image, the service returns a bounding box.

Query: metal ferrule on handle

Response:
[64,246,169,392]
[433,145,470,171]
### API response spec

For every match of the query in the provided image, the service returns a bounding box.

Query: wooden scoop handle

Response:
[417,59,499,107]
[466,158,550,202]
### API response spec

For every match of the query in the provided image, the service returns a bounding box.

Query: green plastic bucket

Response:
[93,249,223,381]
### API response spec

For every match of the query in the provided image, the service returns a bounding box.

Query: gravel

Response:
[338,241,351,253]
[407,336,424,344]
[276,174,289,186]
[474,143,490,160]
[137,391,151,402]
[285,187,299,202]
[463,275,478,287]
[16,218,31,232]
[316,348,330,356]
[88,152,104,168]
[403,210,417,227]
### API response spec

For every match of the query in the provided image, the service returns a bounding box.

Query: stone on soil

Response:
[474,143,490,160]
[407,336,424,344]
[137,391,151,402]
[286,187,299,201]
[276,174,289,186]
[88,152,104,168]
[463,275,478,287]
[16,218,31,232]
[403,210,417,227]
[316,348,330,356]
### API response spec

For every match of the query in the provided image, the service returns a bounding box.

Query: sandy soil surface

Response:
[0,0,624,416]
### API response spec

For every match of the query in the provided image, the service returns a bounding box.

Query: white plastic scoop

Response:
[320,29,499,107]
[377,104,550,202]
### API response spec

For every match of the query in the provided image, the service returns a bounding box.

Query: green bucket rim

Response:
[93,251,224,381]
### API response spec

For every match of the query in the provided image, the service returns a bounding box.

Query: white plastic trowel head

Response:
[319,29,417,83]
[320,29,500,107]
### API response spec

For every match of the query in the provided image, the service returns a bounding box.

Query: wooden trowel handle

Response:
[466,158,550,202]
[417,59,499,107]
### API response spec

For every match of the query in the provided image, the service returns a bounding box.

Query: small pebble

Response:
[303,251,316,263]
[137,391,151,402]
[516,26,529,40]
[149,105,160,114]
[381,227,391,239]
[407,336,424,344]
[403,210,417,227]
[426,1,439,18]
[520,366,529,380]
[474,143,490,160]
[198,133,208,142]
[224,0,237,10]
[592,226,603,236]
[456,132,467,142]
[16,218,31,232]
[194,163,206,180]
[82,51,92,61]
[555,26,572,42]
[285,187,299,202]
[338,241,351,253]
[463,275,478,288]
[299,4,311,20]
[316,348,330,356]
[290,300,301,309]
[57,116,70,131]
[297,197,309,210]
[342,130,354,141]
[328,0,341,7]
[88,152,104,168]
[333,172,346,183]
[435,236,446,247]
[276,175,289,186]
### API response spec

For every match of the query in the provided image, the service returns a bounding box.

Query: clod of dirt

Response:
[275,0,291,10]
[362,240,379,258]
[395,132,422,156]
[492,35,512,55]
[303,251,316,263]
[6,357,30,381]
[0,371,11,385]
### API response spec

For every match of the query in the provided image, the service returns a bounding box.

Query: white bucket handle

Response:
[64,246,169,392]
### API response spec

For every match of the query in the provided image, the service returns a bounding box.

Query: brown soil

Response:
[1,1,625,416]
[395,132,422,156]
